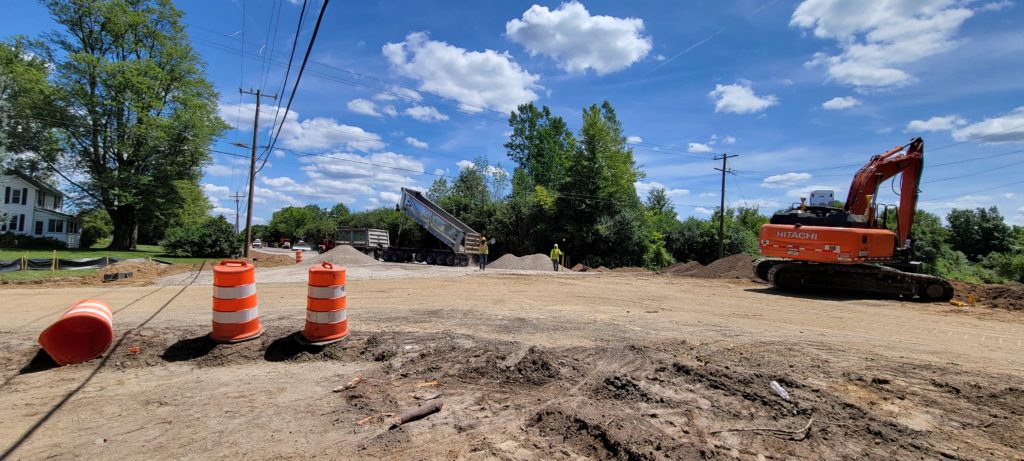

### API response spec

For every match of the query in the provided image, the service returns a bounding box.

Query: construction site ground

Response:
[1,265,1022,460]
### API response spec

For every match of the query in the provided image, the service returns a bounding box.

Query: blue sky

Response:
[3,0,1024,224]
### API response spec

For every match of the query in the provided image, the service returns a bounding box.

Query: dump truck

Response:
[387,187,481,266]
[333,227,391,258]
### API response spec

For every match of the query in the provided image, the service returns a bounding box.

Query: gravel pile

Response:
[487,253,558,271]
[611,267,647,273]
[688,253,756,279]
[570,263,590,272]
[305,245,378,266]
[660,261,703,276]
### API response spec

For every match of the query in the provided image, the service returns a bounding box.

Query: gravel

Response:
[487,253,559,271]
[687,253,756,279]
[305,245,378,266]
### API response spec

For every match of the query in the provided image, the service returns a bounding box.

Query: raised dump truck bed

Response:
[390,187,480,266]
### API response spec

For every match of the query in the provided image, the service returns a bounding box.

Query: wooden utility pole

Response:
[714,154,738,260]
[239,88,277,257]
[230,191,244,233]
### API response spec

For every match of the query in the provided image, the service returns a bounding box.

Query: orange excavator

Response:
[754,137,954,301]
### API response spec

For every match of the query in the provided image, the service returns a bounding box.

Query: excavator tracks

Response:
[760,261,954,302]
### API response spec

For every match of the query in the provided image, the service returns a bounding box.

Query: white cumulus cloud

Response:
[383,31,540,113]
[626,136,643,144]
[405,136,429,149]
[505,1,652,75]
[634,181,690,199]
[347,98,385,117]
[762,172,813,188]
[952,107,1024,143]
[708,82,778,114]
[792,0,975,89]
[906,115,967,132]
[822,96,862,110]
[404,105,449,122]
[373,86,423,102]
[278,117,386,152]
[687,142,713,153]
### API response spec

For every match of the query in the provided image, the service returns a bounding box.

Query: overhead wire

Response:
[257,0,329,174]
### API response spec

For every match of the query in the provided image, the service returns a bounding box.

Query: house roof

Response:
[33,206,81,221]
[4,170,62,197]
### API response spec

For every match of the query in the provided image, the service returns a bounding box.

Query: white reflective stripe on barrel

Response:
[213,283,256,300]
[212,306,259,324]
[306,309,347,324]
[74,301,112,317]
[66,306,113,323]
[307,285,345,299]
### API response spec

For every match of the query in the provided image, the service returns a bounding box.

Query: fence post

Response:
[52,250,56,273]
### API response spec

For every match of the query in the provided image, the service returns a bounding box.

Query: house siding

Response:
[1,174,82,248]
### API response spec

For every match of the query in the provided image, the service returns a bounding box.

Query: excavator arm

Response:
[844,137,923,244]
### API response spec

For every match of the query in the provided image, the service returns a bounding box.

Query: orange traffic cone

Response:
[38,299,114,365]
[300,262,348,345]
[211,260,262,343]
[295,250,304,264]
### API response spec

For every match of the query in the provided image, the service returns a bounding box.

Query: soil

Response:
[949,280,1024,310]
[660,261,703,276]
[591,266,610,273]
[570,263,590,272]
[1,272,1023,459]
[610,266,647,273]
[688,253,757,280]
[487,253,558,271]
[249,250,298,268]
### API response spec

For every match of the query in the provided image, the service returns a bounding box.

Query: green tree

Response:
[0,38,62,175]
[505,103,575,189]
[947,207,1011,261]
[38,0,227,250]
[267,206,314,243]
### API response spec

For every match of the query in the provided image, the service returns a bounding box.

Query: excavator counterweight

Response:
[754,138,953,301]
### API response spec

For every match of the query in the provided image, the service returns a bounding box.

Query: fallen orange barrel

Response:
[295,250,304,264]
[211,260,262,343]
[301,262,348,345]
[38,299,114,365]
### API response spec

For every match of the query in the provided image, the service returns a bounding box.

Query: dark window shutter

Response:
[21,188,27,205]
[3,187,8,204]
[19,214,25,232]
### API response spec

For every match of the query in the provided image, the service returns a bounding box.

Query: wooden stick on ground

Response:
[388,400,444,430]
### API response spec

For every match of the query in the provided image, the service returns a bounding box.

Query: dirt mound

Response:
[591,266,610,273]
[688,253,756,279]
[611,266,647,273]
[949,280,1024,310]
[660,261,702,276]
[571,263,590,272]
[305,245,377,266]
[249,250,297,268]
[487,253,557,271]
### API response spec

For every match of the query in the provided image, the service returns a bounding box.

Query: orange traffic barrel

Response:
[295,250,303,264]
[301,262,348,345]
[38,299,114,365]
[211,260,262,343]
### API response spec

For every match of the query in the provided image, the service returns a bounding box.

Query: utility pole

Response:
[230,191,244,233]
[714,154,738,260]
[239,88,277,257]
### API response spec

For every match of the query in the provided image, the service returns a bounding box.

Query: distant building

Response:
[0,170,83,248]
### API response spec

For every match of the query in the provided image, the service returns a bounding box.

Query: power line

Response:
[258,0,329,173]
[923,158,1024,184]
[919,179,1024,202]
[260,0,307,167]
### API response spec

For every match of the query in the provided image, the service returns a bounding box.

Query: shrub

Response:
[0,232,67,249]
[160,216,240,258]
[79,209,113,249]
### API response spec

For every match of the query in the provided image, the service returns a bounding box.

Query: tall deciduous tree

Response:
[947,207,1011,261]
[0,38,62,176]
[41,0,227,249]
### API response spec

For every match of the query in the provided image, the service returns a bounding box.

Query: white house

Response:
[1,170,83,248]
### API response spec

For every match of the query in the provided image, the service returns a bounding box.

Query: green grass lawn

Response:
[0,269,99,282]
[0,242,219,265]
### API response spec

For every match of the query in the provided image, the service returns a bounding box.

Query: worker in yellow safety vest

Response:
[479,236,489,270]
[550,244,563,271]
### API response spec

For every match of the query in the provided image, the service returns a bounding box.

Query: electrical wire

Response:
[257,0,329,173]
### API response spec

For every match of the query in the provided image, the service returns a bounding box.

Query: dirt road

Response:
[1,272,1022,459]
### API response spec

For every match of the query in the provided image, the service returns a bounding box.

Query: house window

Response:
[9,215,17,231]
[37,192,45,207]
[47,219,57,233]
[35,221,43,235]
[68,221,79,234]
[11,188,21,204]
